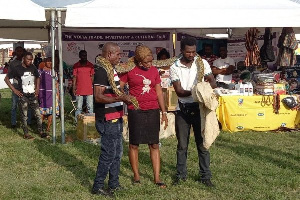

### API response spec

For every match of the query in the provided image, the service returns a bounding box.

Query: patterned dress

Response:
[277,33,298,67]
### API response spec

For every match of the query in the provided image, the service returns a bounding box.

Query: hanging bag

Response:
[260,28,275,62]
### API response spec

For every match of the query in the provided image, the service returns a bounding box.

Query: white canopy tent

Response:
[65,0,300,35]
[0,0,48,41]
[0,1,66,143]
[3,0,300,143]
[0,43,42,49]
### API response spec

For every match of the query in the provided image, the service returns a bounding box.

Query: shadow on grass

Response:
[0,97,37,131]
[0,98,13,129]
[158,143,178,181]
[286,132,300,140]
[128,144,164,181]
[34,139,94,189]
[216,137,300,172]
[73,139,154,181]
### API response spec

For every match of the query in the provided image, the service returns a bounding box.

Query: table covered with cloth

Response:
[217,95,300,132]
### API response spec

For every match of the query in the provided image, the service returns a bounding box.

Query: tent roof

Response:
[0,43,42,49]
[0,0,48,41]
[0,0,46,27]
[65,0,300,28]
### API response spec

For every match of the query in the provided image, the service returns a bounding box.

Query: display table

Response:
[217,95,300,132]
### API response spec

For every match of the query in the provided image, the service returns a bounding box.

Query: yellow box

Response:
[77,113,99,140]
[166,87,178,111]
[274,83,286,95]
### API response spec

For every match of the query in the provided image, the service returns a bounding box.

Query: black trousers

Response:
[175,109,212,180]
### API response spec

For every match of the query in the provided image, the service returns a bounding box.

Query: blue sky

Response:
[32,0,91,7]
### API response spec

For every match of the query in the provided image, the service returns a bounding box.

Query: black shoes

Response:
[92,186,124,197]
[108,185,125,193]
[200,179,215,187]
[173,177,215,187]
[91,188,113,197]
[172,177,187,186]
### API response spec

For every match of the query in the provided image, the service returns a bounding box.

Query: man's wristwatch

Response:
[162,111,167,115]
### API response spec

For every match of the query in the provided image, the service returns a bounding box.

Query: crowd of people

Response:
[4,36,219,197]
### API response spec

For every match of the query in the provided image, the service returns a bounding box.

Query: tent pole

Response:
[2,49,4,65]
[51,10,56,144]
[57,10,65,144]
[171,29,176,57]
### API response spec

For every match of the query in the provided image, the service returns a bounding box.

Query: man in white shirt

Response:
[212,46,235,89]
[170,37,217,187]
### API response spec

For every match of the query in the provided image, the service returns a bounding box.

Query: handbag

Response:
[260,28,275,62]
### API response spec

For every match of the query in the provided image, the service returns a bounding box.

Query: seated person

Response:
[3,62,9,74]
[157,49,171,88]
[212,46,235,89]
[289,79,299,94]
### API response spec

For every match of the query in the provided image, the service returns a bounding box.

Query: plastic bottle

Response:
[244,82,249,96]
[237,81,244,95]
[235,82,239,90]
[228,80,236,90]
[248,82,253,96]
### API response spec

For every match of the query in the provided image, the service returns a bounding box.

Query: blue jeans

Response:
[11,92,32,126]
[93,118,123,190]
[75,95,93,122]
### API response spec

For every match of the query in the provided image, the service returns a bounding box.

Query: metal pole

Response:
[57,10,65,144]
[51,10,56,144]
[2,49,4,65]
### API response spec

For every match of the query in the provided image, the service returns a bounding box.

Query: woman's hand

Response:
[118,94,133,105]
[161,112,168,130]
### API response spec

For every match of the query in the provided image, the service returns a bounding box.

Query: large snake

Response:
[115,54,205,82]
[95,56,140,110]
[95,55,205,110]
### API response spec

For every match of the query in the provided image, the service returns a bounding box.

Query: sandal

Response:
[40,133,50,139]
[23,134,35,140]
[132,180,141,185]
[155,182,167,188]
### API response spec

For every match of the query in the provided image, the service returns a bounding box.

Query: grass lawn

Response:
[0,88,299,200]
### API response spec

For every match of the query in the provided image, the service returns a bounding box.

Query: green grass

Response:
[0,88,299,200]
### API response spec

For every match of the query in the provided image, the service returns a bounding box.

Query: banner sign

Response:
[62,31,172,66]
[62,32,170,42]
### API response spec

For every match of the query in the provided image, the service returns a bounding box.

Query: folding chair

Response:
[67,83,77,115]
[70,99,77,114]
